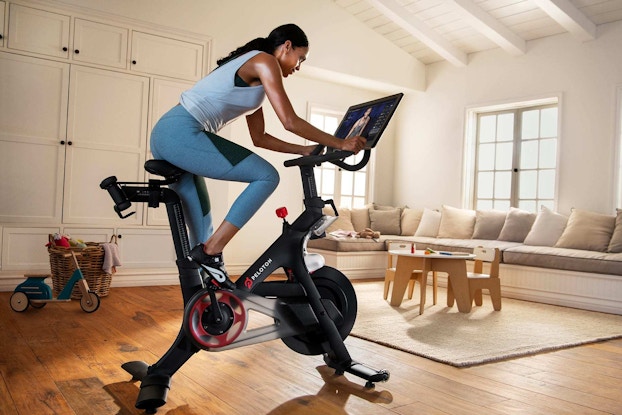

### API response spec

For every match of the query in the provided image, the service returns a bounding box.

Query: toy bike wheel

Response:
[80,292,100,313]
[29,301,47,309]
[10,291,29,312]
[281,266,357,356]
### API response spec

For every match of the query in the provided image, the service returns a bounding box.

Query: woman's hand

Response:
[341,136,367,154]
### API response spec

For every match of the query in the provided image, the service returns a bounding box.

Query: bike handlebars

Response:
[283,146,371,171]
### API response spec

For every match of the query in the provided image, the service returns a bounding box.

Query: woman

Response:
[150,24,366,285]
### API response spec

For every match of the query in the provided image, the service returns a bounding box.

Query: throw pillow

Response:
[608,209,622,253]
[323,207,354,233]
[369,209,401,235]
[350,207,371,232]
[497,207,537,242]
[437,205,476,239]
[472,209,507,240]
[523,206,568,246]
[401,208,423,236]
[555,208,615,252]
[414,208,441,237]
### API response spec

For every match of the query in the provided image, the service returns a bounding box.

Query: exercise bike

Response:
[100,145,389,413]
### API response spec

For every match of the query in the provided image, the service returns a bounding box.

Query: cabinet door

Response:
[1,227,60,271]
[147,78,194,226]
[7,3,70,58]
[73,19,128,69]
[131,31,204,80]
[64,65,149,225]
[0,1,5,48]
[0,53,68,223]
[116,228,176,268]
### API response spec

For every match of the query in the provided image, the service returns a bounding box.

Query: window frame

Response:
[463,95,562,212]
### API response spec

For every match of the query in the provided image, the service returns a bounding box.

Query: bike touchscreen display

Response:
[333,93,403,149]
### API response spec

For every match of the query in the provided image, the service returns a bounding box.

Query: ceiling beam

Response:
[367,0,468,67]
[531,0,596,41]
[448,0,526,56]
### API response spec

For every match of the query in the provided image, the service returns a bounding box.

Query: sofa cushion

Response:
[555,208,614,252]
[415,208,441,237]
[497,207,536,242]
[472,209,507,240]
[401,208,423,236]
[437,205,476,239]
[350,207,371,232]
[370,209,401,235]
[503,245,622,276]
[608,209,622,253]
[323,207,355,233]
[307,236,386,252]
[523,206,568,247]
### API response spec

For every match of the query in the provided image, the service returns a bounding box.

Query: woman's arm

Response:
[246,108,316,155]
[246,53,365,153]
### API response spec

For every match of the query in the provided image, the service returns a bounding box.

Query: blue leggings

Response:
[150,105,279,246]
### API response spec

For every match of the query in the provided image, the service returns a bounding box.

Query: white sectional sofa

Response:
[307,204,622,314]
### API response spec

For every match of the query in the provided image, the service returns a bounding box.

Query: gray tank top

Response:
[180,50,266,133]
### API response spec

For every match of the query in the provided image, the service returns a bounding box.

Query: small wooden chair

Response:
[383,241,437,314]
[449,246,502,311]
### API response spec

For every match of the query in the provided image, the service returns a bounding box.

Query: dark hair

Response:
[216,24,308,66]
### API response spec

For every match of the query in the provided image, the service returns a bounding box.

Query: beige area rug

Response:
[350,281,622,367]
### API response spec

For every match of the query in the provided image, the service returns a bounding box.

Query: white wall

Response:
[394,20,622,216]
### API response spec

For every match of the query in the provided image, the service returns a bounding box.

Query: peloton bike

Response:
[100,93,402,413]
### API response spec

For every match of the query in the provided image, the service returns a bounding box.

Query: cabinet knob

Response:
[63,47,68,52]
[132,60,137,65]
[0,34,3,40]
[74,49,80,54]
[60,140,65,145]
[67,141,73,146]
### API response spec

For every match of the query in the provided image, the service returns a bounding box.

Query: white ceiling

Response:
[334,0,622,66]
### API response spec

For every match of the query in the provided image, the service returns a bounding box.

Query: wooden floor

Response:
[1,284,622,415]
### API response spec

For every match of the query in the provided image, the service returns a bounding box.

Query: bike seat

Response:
[145,160,186,180]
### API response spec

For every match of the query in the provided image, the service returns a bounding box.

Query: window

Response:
[309,106,370,208]
[465,98,559,212]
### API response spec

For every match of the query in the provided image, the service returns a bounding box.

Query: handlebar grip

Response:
[100,176,131,211]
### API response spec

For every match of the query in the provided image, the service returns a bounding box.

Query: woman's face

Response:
[277,41,308,77]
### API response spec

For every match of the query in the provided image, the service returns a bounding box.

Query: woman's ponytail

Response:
[216,24,308,67]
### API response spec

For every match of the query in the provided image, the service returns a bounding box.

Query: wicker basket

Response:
[48,235,115,299]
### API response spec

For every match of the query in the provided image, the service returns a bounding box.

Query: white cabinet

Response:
[116,228,176,268]
[0,52,68,223]
[0,2,5,47]
[7,3,70,58]
[1,227,59,271]
[131,31,204,80]
[72,18,128,69]
[64,65,149,225]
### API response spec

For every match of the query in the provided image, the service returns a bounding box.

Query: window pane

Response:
[494,171,511,198]
[495,142,513,169]
[352,197,366,208]
[520,140,538,169]
[493,200,511,211]
[479,115,496,142]
[321,169,335,195]
[478,143,495,170]
[325,116,339,133]
[540,200,554,211]
[522,110,539,139]
[539,139,557,168]
[538,170,556,199]
[477,172,494,198]
[353,171,366,196]
[341,171,353,195]
[519,170,537,198]
[341,196,352,209]
[477,199,493,210]
[310,113,323,128]
[497,113,514,141]
[518,200,537,212]
[540,107,558,138]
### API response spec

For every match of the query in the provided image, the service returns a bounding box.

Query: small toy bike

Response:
[10,251,100,313]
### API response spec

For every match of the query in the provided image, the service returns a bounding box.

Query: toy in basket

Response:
[10,251,100,313]
[47,234,115,299]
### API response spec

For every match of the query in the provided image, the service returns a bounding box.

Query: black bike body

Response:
[101,147,388,413]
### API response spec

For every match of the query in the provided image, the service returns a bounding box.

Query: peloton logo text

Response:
[244,258,273,289]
